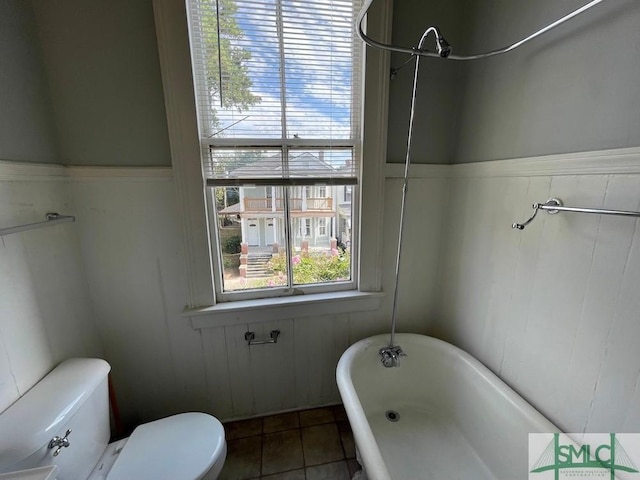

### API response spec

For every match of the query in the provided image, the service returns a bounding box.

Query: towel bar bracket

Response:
[245,330,280,346]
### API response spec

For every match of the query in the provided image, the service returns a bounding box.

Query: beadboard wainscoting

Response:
[433,147,640,434]
[0,162,103,413]
[200,317,351,419]
[67,166,444,426]
[4,149,640,433]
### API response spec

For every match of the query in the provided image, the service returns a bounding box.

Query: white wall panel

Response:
[70,172,210,427]
[248,319,296,414]
[435,162,640,434]
[5,154,640,436]
[294,315,350,408]
[201,326,233,418]
[0,170,102,413]
[381,177,448,334]
[66,170,446,424]
[223,322,256,418]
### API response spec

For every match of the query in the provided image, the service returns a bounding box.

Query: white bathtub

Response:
[336,334,559,480]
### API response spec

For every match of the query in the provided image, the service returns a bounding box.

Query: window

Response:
[300,218,311,237]
[318,218,327,236]
[344,185,352,202]
[187,0,362,299]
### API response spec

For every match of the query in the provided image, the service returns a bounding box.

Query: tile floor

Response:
[220,405,360,480]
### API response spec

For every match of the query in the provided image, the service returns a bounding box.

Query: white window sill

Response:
[185,290,384,329]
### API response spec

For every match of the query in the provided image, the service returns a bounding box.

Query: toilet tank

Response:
[0,358,111,480]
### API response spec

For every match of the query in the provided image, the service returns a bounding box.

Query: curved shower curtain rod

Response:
[368,0,612,366]
[356,0,608,61]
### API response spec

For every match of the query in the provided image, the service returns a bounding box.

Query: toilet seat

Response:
[106,413,225,480]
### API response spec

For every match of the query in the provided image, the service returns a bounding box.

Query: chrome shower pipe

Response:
[368,0,608,364]
[356,0,608,61]
[385,28,433,359]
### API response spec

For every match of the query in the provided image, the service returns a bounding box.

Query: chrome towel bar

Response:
[513,198,640,230]
[0,212,75,236]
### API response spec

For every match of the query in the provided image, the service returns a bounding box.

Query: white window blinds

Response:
[188,0,363,186]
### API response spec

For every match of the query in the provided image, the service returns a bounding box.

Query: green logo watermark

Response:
[529,433,640,480]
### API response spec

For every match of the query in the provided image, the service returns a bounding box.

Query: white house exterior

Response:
[218,153,352,252]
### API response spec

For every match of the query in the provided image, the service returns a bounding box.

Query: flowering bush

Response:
[267,250,350,284]
[226,275,286,290]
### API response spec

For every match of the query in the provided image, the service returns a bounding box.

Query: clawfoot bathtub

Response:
[337,334,558,480]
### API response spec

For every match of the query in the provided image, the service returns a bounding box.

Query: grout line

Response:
[227,408,351,479]
[299,419,307,468]
[338,421,348,460]
[259,416,264,478]
[298,411,307,479]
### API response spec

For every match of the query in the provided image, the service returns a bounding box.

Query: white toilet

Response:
[0,358,226,480]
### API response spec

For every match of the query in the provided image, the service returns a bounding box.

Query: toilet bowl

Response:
[0,359,226,480]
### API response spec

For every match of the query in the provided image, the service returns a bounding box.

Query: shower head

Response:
[416,26,452,58]
[435,33,451,58]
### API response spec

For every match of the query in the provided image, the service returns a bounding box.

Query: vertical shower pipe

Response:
[388,28,440,352]
[358,0,611,366]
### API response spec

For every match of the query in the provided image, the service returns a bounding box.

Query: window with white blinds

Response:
[187,0,362,298]
[188,0,362,186]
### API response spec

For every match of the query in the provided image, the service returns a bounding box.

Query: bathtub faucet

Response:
[379,345,407,368]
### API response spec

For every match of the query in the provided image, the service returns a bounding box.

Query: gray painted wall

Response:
[388,0,640,164]
[386,0,471,164]
[31,0,172,166]
[0,0,58,163]
[454,0,640,163]
[6,1,637,166]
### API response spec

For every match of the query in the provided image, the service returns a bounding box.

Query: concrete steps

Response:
[245,253,273,278]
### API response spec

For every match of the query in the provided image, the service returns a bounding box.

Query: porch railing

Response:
[243,197,333,212]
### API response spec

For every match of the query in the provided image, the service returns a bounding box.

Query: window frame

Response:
[189,0,362,301]
[152,0,391,312]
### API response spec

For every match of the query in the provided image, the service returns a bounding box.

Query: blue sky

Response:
[213,0,358,140]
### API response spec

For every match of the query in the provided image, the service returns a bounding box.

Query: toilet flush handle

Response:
[49,429,72,456]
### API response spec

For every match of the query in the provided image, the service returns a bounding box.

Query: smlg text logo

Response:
[529,433,640,480]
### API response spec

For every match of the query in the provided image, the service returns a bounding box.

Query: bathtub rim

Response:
[336,333,559,480]
[336,336,391,480]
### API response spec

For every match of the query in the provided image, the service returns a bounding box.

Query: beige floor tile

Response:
[306,461,351,480]
[219,435,262,480]
[225,418,263,440]
[347,459,361,477]
[301,424,344,466]
[339,428,356,459]
[333,404,348,422]
[261,469,306,480]
[263,411,300,433]
[336,420,351,433]
[299,407,335,427]
[262,429,304,475]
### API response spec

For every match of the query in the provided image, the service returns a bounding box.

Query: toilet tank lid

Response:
[0,358,110,470]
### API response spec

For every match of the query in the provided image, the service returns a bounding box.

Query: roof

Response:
[219,202,241,214]
[223,152,348,178]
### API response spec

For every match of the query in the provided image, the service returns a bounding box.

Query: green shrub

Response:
[268,251,350,284]
[222,253,240,270]
[223,235,242,254]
